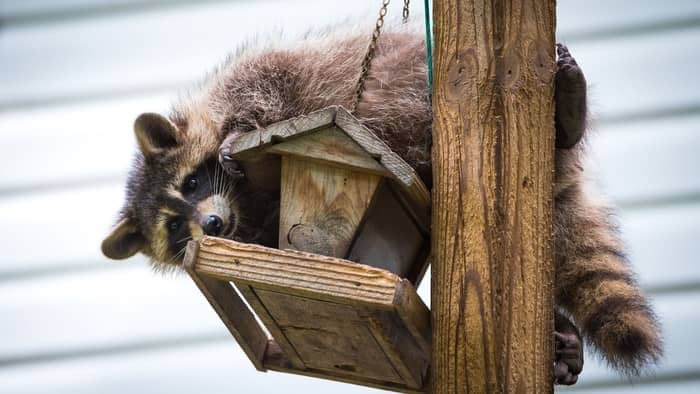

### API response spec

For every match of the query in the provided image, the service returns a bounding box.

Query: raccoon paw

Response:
[554,330,584,385]
[555,43,587,149]
[219,149,246,180]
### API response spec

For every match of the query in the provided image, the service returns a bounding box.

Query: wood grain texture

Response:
[335,108,431,223]
[225,106,432,230]
[431,1,556,393]
[279,156,381,258]
[236,284,307,370]
[192,237,401,306]
[187,236,432,392]
[228,106,337,161]
[266,127,389,176]
[182,242,269,371]
[347,182,426,282]
[256,289,405,383]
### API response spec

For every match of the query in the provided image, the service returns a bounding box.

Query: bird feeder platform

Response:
[183,106,431,392]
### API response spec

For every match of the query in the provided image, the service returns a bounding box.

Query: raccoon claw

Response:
[555,43,587,149]
[219,150,246,180]
[553,330,583,385]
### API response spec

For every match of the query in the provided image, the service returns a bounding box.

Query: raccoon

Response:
[101,26,661,384]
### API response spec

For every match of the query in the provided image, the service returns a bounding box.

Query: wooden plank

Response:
[266,127,389,176]
[334,108,431,220]
[393,280,432,356]
[347,182,425,281]
[223,106,431,233]
[188,236,432,391]
[191,237,400,306]
[279,156,380,258]
[235,284,306,370]
[364,309,428,389]
[255,289,404,384]
[227,107,338,160]
[432,0,556,392]
[183,242,268,371]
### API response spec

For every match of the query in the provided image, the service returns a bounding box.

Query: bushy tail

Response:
[554,181,663,374]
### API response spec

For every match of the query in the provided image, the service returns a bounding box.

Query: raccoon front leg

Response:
[555,44,587,149]
[554,310,584,385]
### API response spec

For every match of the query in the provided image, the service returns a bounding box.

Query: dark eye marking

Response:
[182,174,198,193]
[167,217,183,233]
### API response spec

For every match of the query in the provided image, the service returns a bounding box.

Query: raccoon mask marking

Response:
[101,113,239,270]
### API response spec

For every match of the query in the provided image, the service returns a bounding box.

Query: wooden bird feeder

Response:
[184,106,432,392]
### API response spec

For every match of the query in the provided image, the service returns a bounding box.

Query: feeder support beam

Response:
[430,0,557,392]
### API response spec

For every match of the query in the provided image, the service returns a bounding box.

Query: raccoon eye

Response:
[183,175,198,193]
[167,217,183,233]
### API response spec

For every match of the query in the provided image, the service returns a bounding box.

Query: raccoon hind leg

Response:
[554,310,584,385]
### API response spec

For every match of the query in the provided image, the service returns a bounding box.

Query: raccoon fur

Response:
[101,25,662,380]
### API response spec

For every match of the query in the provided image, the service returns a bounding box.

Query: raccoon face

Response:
[101,112,239,269]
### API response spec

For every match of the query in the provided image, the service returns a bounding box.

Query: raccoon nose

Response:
[203,215,223,236]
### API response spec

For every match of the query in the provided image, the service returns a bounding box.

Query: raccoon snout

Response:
[202,215,224,236]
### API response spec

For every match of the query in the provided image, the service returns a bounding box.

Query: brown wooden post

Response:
[430,0,557,393]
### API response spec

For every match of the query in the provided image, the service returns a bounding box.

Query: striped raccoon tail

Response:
[554,182,663,374]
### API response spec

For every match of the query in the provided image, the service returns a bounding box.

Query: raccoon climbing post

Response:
[431,0,557,393]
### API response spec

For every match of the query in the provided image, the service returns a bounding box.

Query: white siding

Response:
[0,1,697,392]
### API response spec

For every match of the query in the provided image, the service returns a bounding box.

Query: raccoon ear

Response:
[101,218,145,260]
[134,113,179,156]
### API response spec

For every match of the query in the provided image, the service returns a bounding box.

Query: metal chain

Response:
[351,0,390,113]
[350,0,411,113]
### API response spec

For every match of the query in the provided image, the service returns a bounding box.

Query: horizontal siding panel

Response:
[562,380,700,394]
[1,1,698,393]
[0,95,169,193]
[570,28,700,120]
[0,185,125,273]
[562,292,700,387]
[587,116,700,204]
[0,0,377,109]
[1,101,698,203]
[1,181,698,291]
[0,0,224,20]
[0,341,384,394]
[0,266,221,359]
[3,0,699,35]
[1,1,698,117]
[2,185,697,289]
[0,267,693,392]
[623,203,700,290]
[558,0,700,40]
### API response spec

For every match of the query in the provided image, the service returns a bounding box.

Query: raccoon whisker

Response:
[217,163,224,195]
[212,162,219,195]
[175,235,193,245]
[216,164,224,196]
[167,246,188,266]
[206,161,216,195]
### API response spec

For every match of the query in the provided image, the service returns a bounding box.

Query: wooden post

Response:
[431,1,556,393]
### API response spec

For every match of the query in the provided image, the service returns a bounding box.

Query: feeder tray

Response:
[184,106,431,392]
